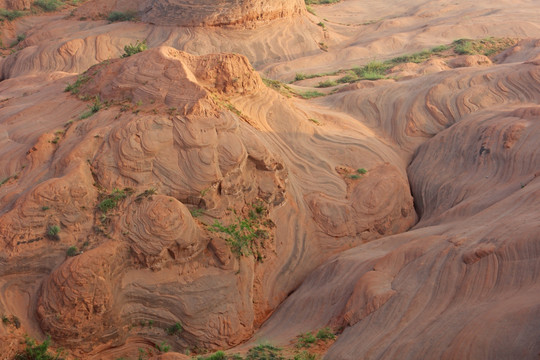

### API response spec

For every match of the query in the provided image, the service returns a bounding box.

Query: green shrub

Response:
[294,351,318,360]
[66,246,78,257]
[336,73,358,83]
[390,50,432,64]
[166,322,182,335]
[246,343,285,360]
[79,97,101,119]
[356,168,367,174]
[107,10,136,22]
[155,342,170,353]
[296,332,317,348]
[34,0,64,12]
[305,0,340,4]
[0,9,25,21]
[210,203,269,258]
[316,327,335,340]
[316,80,338,88]
[122,40,147,58]
[64,75,89,94]
[298,91,324,99]
[198,351,226,360]
[14,336,63,360]
[453,38,474,55]
[46,225,60,240]
[98,188,127,213]
[354,61,389,80]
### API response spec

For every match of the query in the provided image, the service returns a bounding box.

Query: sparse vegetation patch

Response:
[46,225,60,240]
[0,9,25,21]
[34,0,64,12]
[210,203,271,260]
[107,10,137,22]
[98,188,127,213]
[122,40,147,58]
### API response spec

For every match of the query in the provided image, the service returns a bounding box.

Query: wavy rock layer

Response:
[0,47,415,356]
[249,51,540,360]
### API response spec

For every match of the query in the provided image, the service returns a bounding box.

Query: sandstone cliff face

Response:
[141,0,305,27]
[73,0,305,27]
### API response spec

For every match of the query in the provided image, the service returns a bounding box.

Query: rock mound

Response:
[80,47,262,113]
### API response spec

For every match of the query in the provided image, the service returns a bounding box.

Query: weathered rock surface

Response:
[74,0,304,27]
[246,45,540,360]
[1,0,540,358]
[0,46,415,356]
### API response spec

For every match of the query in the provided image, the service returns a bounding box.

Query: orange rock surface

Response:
[0,0,539,359]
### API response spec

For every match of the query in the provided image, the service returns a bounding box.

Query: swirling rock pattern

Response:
[120,195,205,268]
[249,55,540,360]
[1,1,540,358]
[0,44,415,356]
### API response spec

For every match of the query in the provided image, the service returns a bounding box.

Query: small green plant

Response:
[66,246,78,257]
[46,225,60,240]
[11,33,27,47]
[41,206,50,211]
[316,80,338,88]
[135,187,157,202]
[98,188,127,213]
[210,202,270,259]
[107,10,136,22]
[356,168,367,174]
[11,315,20,328]
[14,336,63,360]
[306,5,316,15]
[1,314,9,324]
[0,9,25,21]
[296,332,317,348]
[453,39,474,55]
[64,75,89,94]
[336,73,358,84]
[166,322,183,335]
[305,0,340,4]
[451,37,516,57]
[354,61,389,80]
[122,40,147,58]
[298,91,324,99]
[155,342,170,353]
[245,343,284,360]
[34,0,64,12]
[197,351,226,360]
[308,118,320,125]
[190,208,204,217]
[294,351,318,360]
[295,73,307,81]
[317,22,325,28]
[79,96,103,119]
[262,78,295,98]
[316,327,335,340]
[211,218,264,257]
